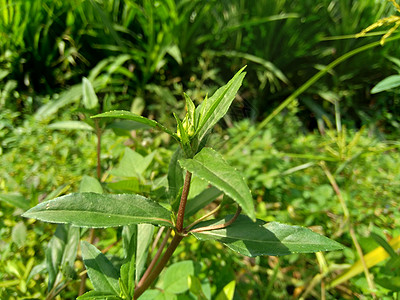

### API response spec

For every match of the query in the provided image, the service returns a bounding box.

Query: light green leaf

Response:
[46,225,79,290]
[192,215,344,257]
[111,148,155,177]
[48,121,94,131]
[215,280,236,300]
[91,110,178,140]
[136,224,154,281]
[80,176,103,194]
[140,289,177,300]
[195,67,246,141]
[82,77,99,109]
[371,75,400,94]
[11,222,27,248]
[0,193,30,210]
[77,290,122,300]
[179,148,255,221]
[107,179,141,193]
[81,241,120,295]
[22,193,173,228]
[120,251,136,298]
[161,260,195,294]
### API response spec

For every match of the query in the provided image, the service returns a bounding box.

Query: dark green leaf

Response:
[81,241,120,295]
[120,249,136,298]
[192,215,344,257]
[80,176,103,194]
[168,147,184,202]
[91,110,178,140]
[195,67,246,141]
[370,232,398,258]
[0,193,30,210]
[22,192,173,228]
[371,75,400,94]
[179,148,255,221]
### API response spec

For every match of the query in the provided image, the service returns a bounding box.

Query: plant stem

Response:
[137,228,171,288]
[134,233,184,299]
[176,171,192,232]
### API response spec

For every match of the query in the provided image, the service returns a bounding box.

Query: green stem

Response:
[228,34,400,156]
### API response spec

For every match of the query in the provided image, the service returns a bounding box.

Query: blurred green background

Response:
[1,0,400,299]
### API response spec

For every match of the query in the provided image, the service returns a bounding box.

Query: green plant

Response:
[22,67,343,299]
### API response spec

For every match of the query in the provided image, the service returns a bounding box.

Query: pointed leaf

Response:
[371,75,400,94]
[82,77,99,109]
[195,67,246,141]
[192,215,344,257]
[81,241,120,295]
[179,148,255,221]
[22,192,173,227]
[120,251,136,298]
[215,280,236,300]
[91,110,178,140]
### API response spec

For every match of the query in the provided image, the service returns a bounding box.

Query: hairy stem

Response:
[176,171,192,232]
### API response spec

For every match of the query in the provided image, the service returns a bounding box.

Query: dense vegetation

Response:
[1,0,400,299]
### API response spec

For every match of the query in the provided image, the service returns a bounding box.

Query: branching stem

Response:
[190,206,242,233]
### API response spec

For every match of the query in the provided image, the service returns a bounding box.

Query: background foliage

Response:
[1,0,400,299]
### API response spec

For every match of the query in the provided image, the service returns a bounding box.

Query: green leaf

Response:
[179,148,255,221]
[370,232,398,258]
[91,110,178,140]
[81,241,120,295]
[140,289,177,300]
[0,193,30,210]
[77,290,122,300]
[48,121,94,131]
[11,221,27,248]
[111,148,155,177]
[371,75,400,94]
[192,215,344,257]
[161,260,195,294]
[80,175,103,194]
[167,147,184,202]
[185,187,222,218]
[184,93,196,128]
[215,280,236,300]
[120,251,136,298]
[22,192,173,228]
[46,225,79,291]
[195,67,246,141]
[82,77,99,109]
[107,179,141,193]
[135,224,154,281]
